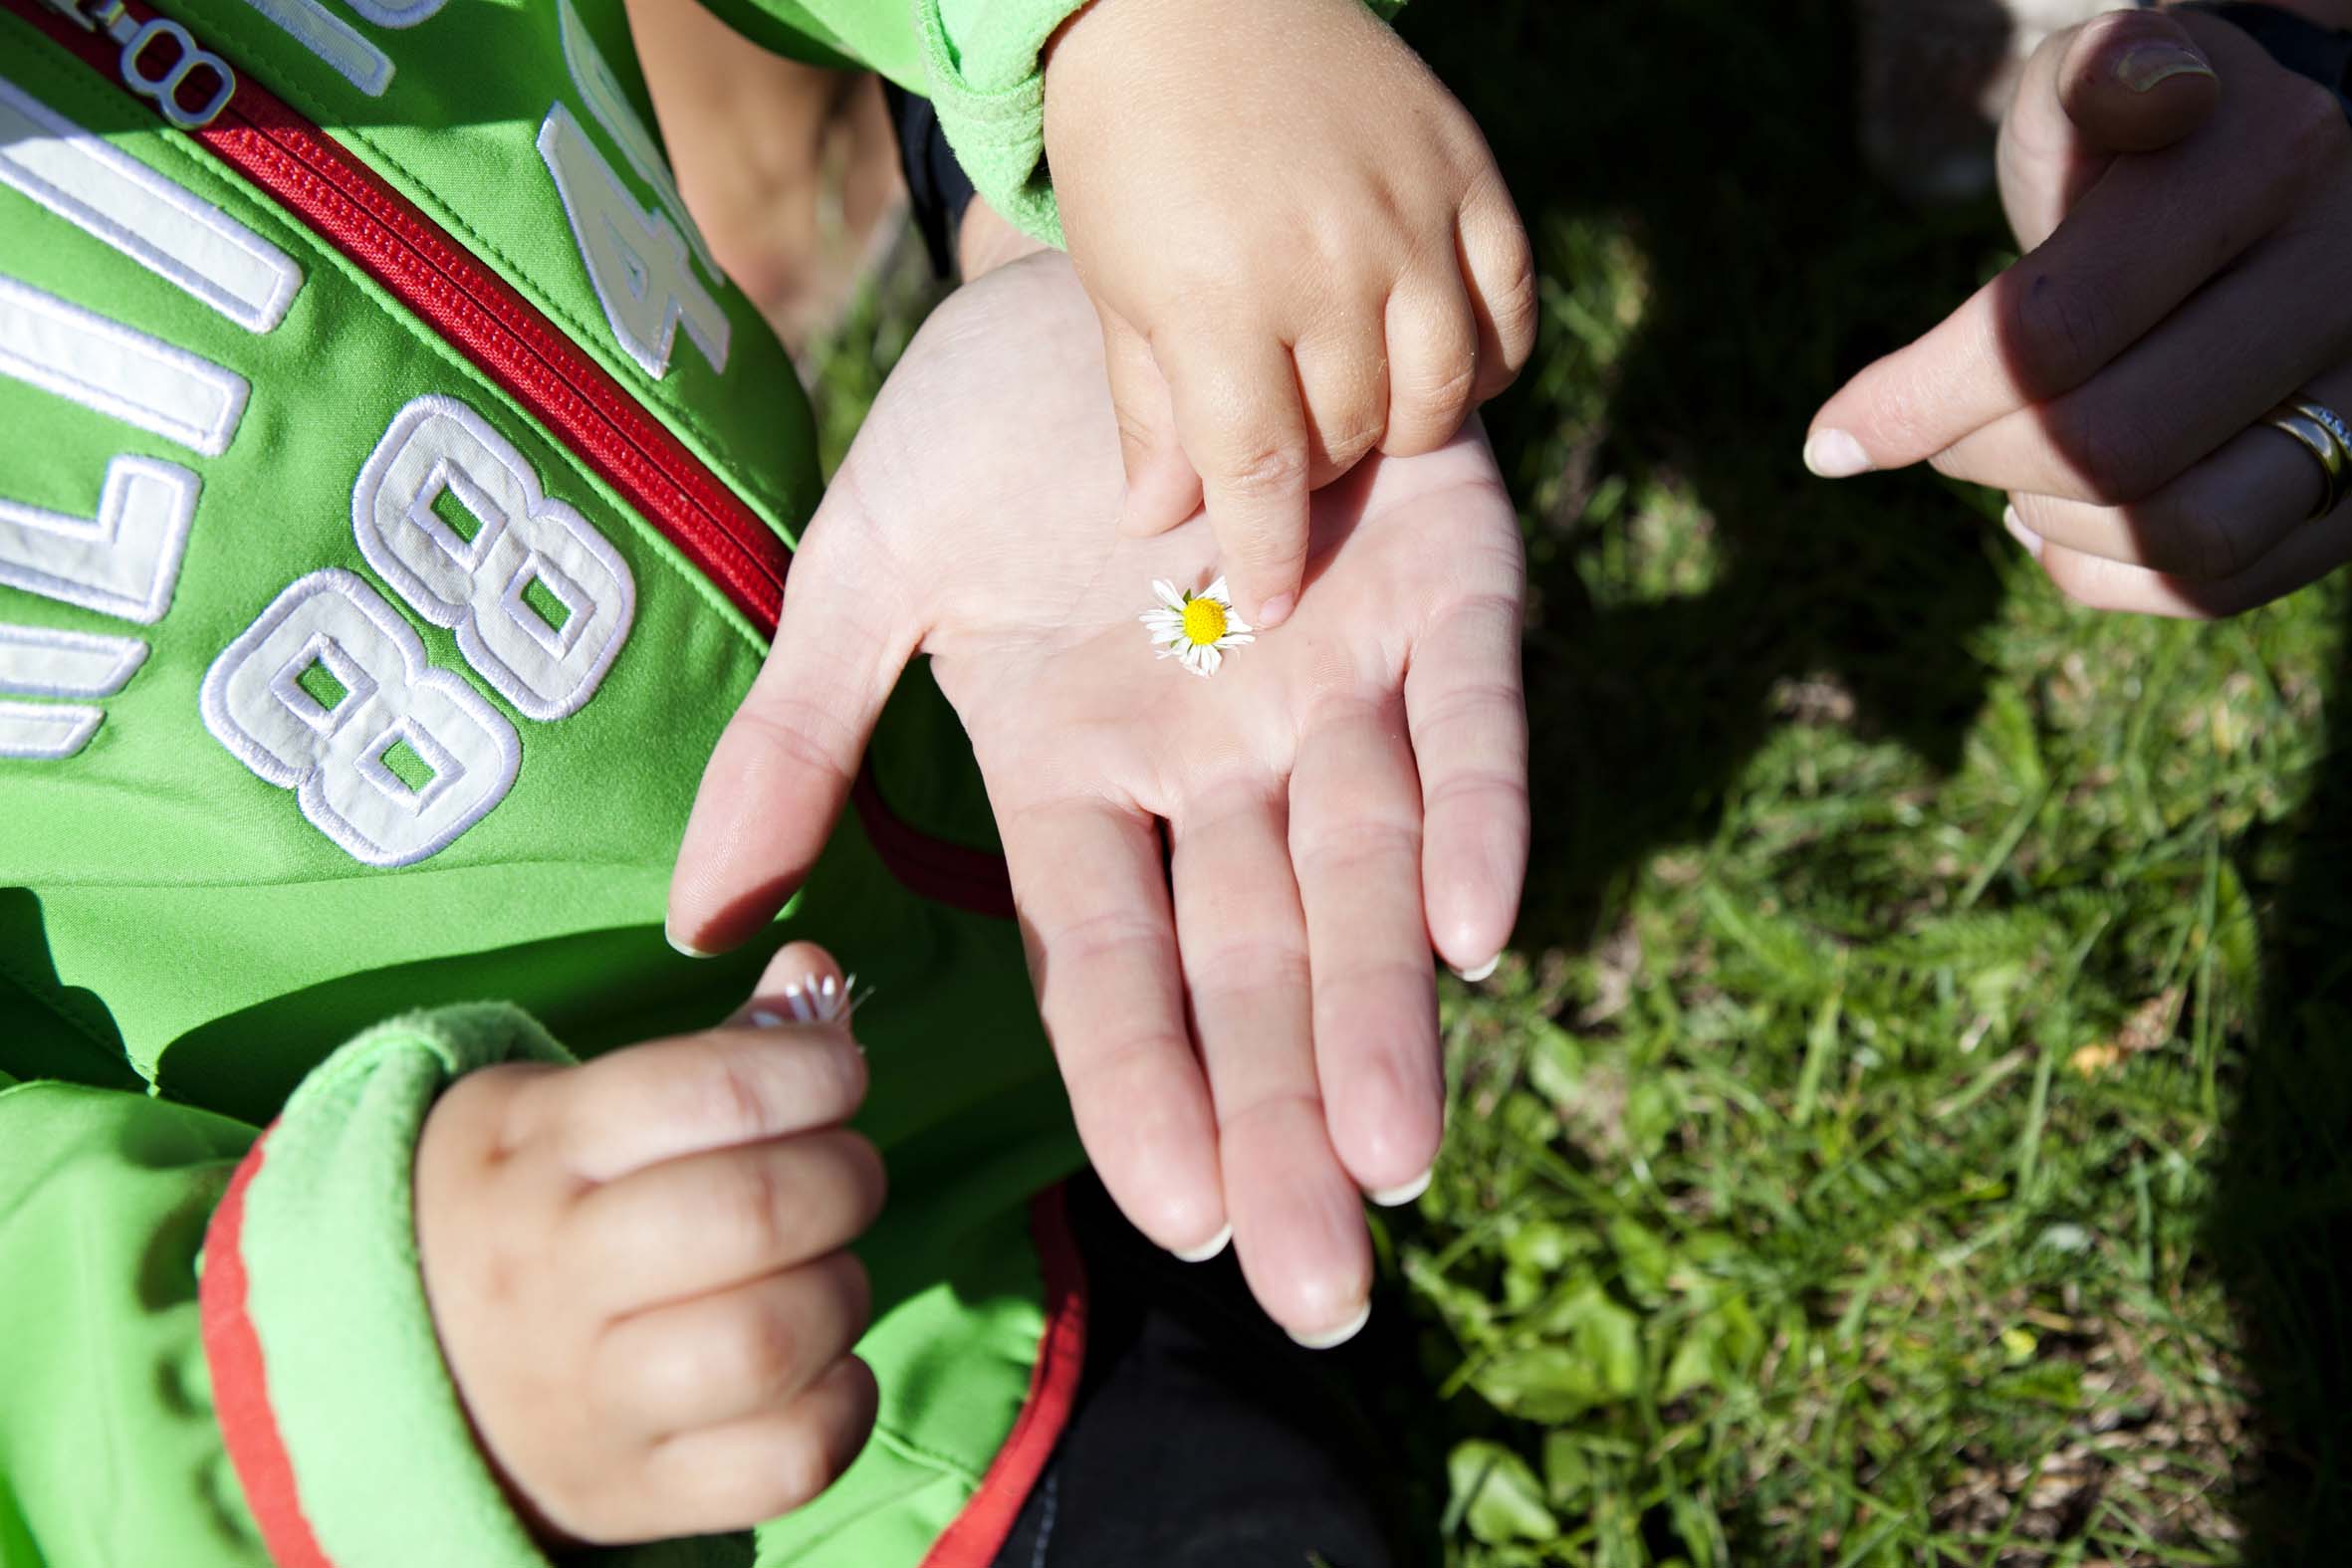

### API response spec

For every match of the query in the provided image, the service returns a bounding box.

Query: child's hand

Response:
[1042,0,1535,627]
[413,943,884,1545]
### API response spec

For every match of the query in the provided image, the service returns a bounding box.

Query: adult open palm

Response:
[666,251,1528,1345]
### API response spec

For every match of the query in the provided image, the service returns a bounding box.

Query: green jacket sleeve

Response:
[700,0,1408,247]
[0,1005,572,1568]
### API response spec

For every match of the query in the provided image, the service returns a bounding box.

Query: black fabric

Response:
[2180,2,2352,122]
[884,83,977,279]
[988,1171,1412,1568]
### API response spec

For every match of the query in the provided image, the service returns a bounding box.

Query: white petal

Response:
[1218,632,1255,648]
[1223,614,1254,636]
[1199,644,1223,676]
[1203,575,1231,604]
[1152,578,1184,608]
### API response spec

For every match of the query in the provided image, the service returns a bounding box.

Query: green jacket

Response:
[699,0,1407,246]
[0,3,1083,1565]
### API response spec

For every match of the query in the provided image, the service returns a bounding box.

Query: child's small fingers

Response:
[1103,310,1203,537]
[635,1354,878,1535]
[570,1129,886,1309]
[593,1252,871,1439]
[1158,328,1314,627]
[1294,322,1391,480]
[1457,182,1538,399]
[553,1022,868,1183]
[1382,277,1481,456]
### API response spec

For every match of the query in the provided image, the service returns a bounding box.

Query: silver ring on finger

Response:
[2264,398,2352,523]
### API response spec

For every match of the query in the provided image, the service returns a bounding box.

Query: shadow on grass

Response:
[1403,0,2352,1556]
[1405,0,2012,959]
[1390,0,2017,1553]
[2213,630,2352,1559]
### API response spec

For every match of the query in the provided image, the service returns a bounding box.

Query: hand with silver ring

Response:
[1803,2,2352,618]
[2266,399,2352,522]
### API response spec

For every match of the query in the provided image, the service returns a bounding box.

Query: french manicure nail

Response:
[1803,429,1874,480]
[1171,1224,1233,1263]
[1288,1301,1372,1351]
[1368,1167,1434,1208]
[664,924,712,959]
[750,1008,785,1027]
[1451,953,1502,984]
[1257,592,1294,628]
[2117,44,2215,94]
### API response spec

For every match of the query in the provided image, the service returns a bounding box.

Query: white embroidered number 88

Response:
[353,396,635,722]
[200,569,520,868]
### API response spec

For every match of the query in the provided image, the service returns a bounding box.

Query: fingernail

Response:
[1288,1300,1371,1351]
[1451,953,1502,984]
[750,1008,785,1027]
[1171,1224,1233,1263]
[665,924,712,959]
[1803,429,1874,480]
[1257,592,1294,628]
[1368,1167,1433,1208]
[2117,44,2214,94]
[2002,505,2045,560]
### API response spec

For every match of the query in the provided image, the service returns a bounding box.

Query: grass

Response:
[804,2,2352,1561]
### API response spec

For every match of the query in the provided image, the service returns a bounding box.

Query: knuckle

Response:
[1190,938,1311,1001]
[2002,270,2114,397]
[731,697,859,796]
[719,1293,805,1393]
[698,1049,782,1143]
[716,1151,794,1264]
[836,1133,888,1231]
[1480,237,1540,367]
[1296,815,1419,880]
[2057,404,2171,505]
[2271,75,2347,170]
[826,1250,875,1336]
[1214,439,1309,503]
[1396,358,1479,437]
[2170,501,2250,583]
[1315,410,1388,468]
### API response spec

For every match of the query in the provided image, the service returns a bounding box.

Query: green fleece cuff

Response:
[916,0,1410,249]
[198,1004,574,1568]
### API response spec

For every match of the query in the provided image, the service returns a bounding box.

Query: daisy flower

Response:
[1139,576,1256,677]
[751,972,859,1027]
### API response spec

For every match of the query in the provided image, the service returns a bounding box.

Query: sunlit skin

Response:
[1808,2,2352,617]
[668,241,1529,1347]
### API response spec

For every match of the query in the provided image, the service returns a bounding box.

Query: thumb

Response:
[666,510,916,957]
[1102,308,1203,538]
[1999,10,2220,246]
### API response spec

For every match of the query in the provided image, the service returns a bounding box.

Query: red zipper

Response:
[15,0,1017,920]
[16,0,793,628]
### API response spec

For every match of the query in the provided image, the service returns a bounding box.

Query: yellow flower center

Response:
[1181,597,1228,646]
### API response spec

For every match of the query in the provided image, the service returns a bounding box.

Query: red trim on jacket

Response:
[851,765,1018,922]
[917,1183,1090,1568]
[198,1133,336,1568]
